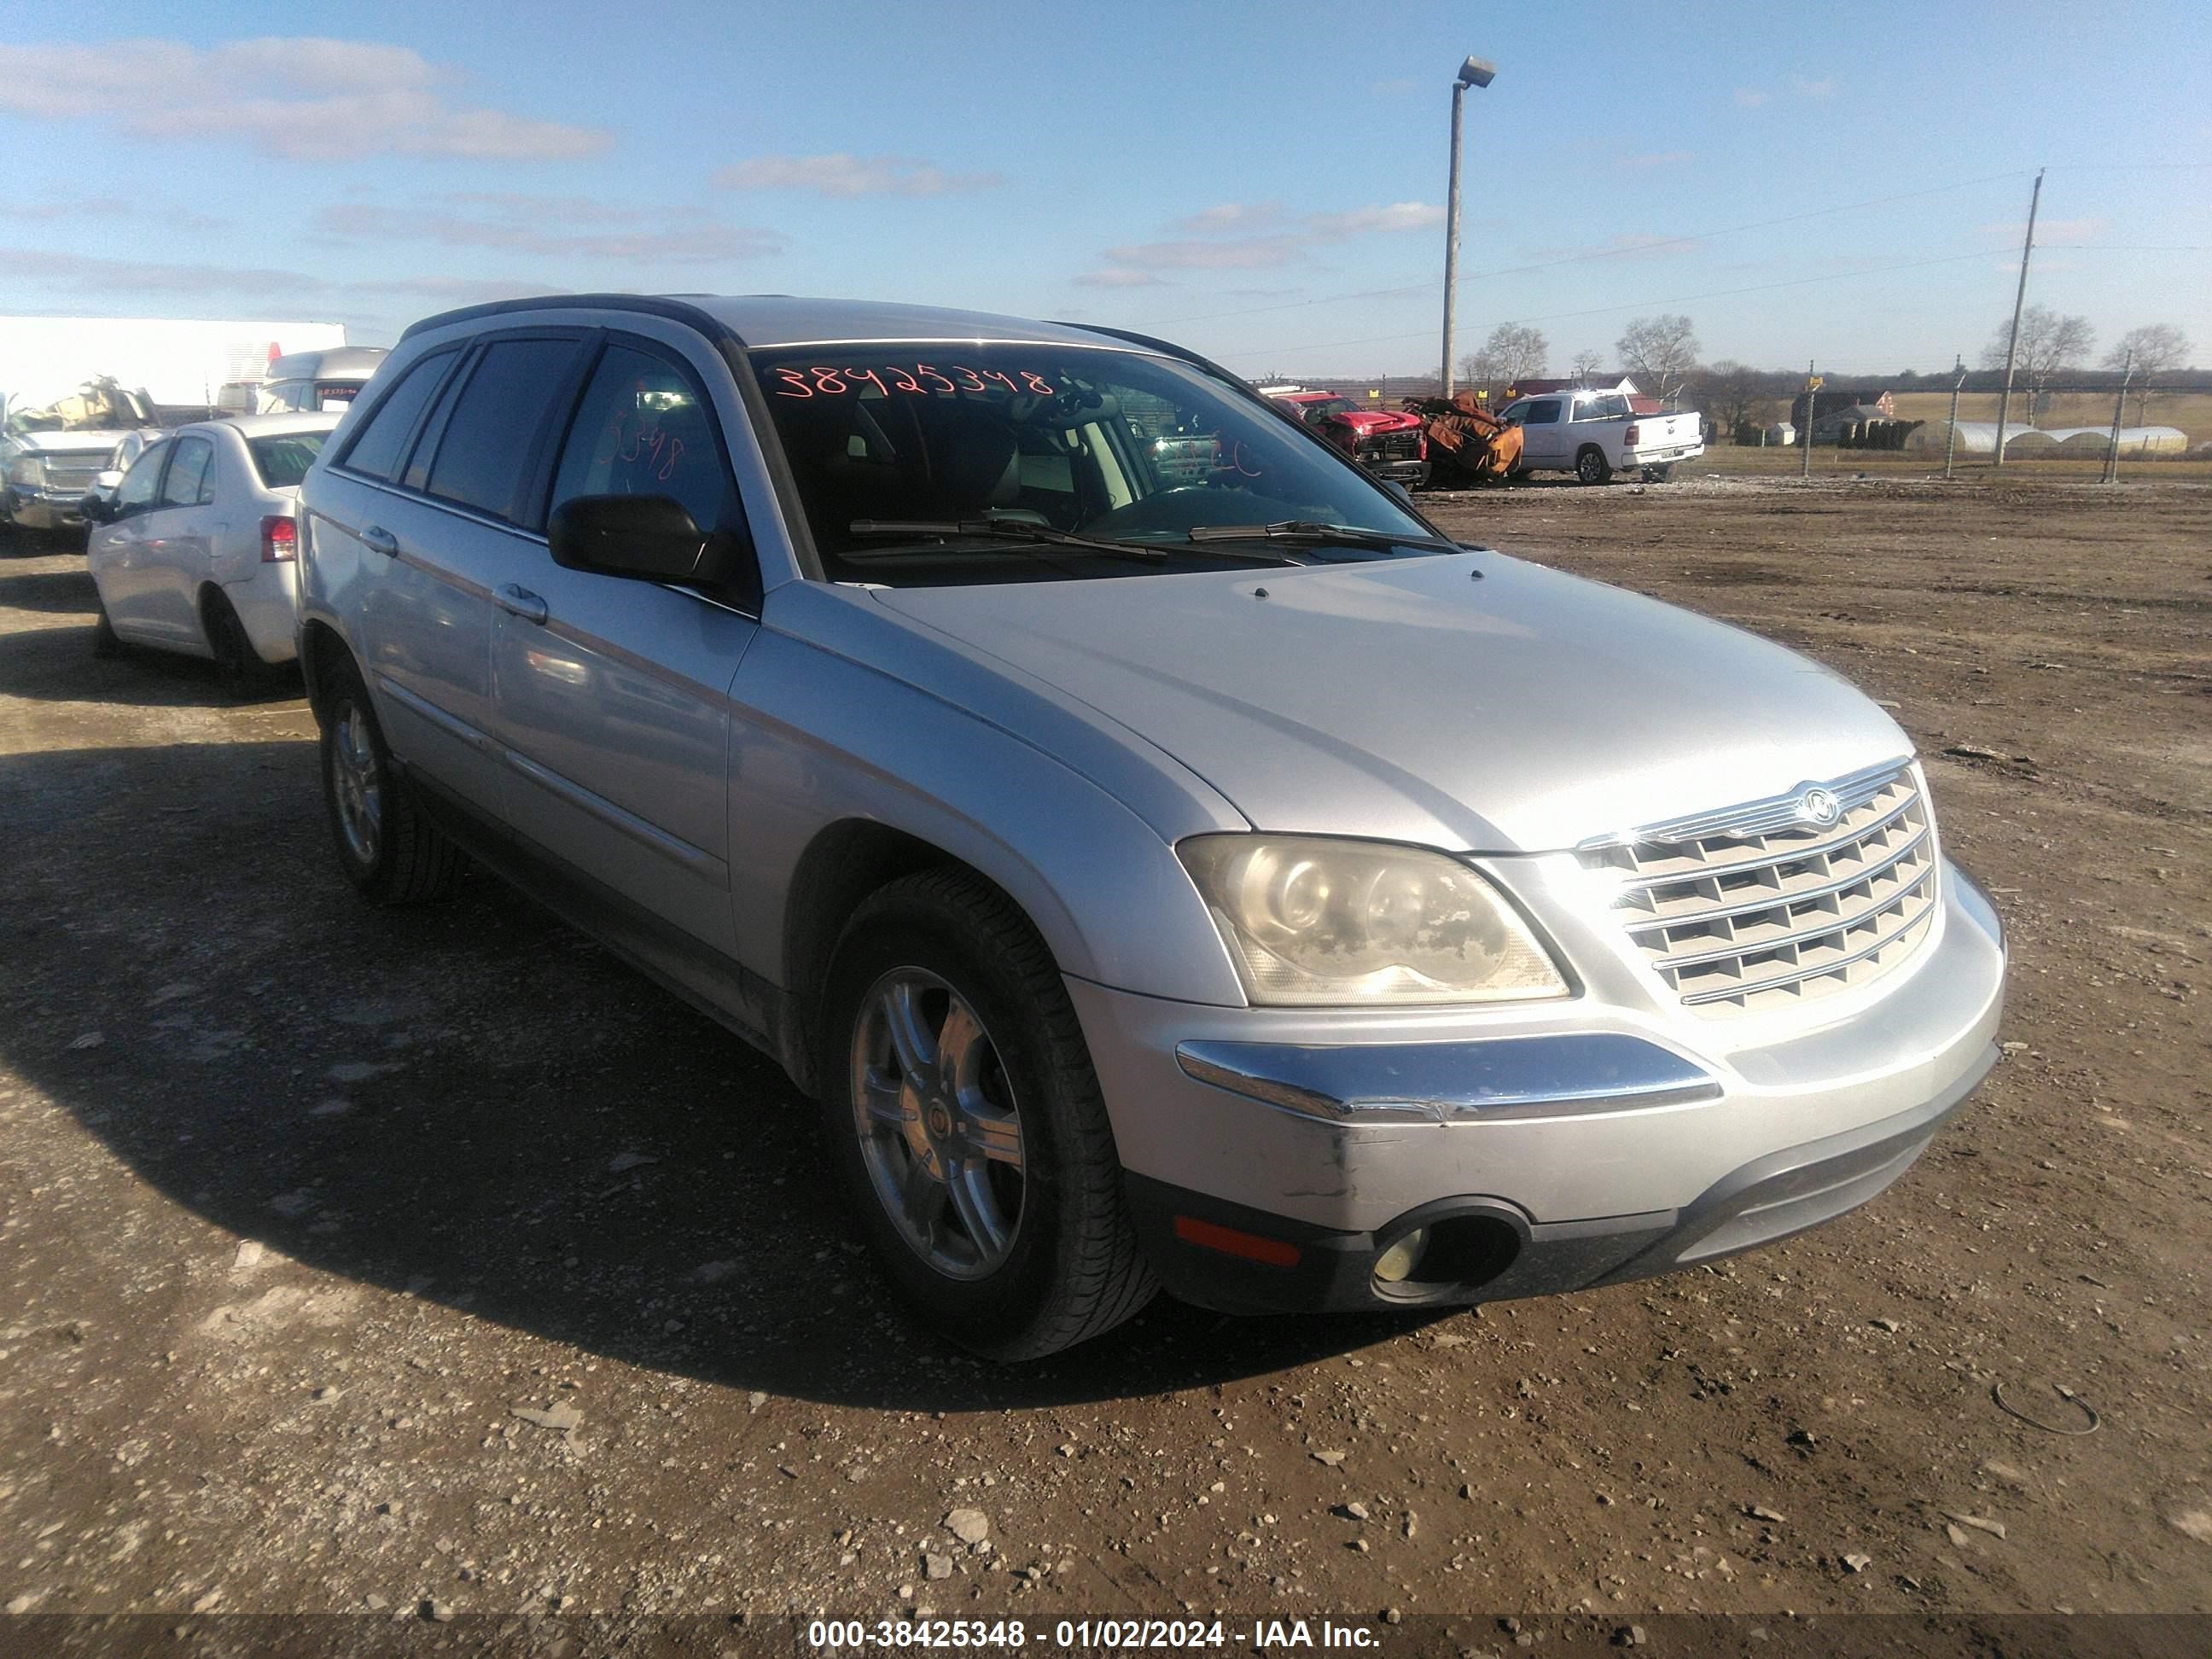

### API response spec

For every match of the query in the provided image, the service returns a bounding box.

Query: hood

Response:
[1324,408,1423,435]
[871,552,1910,853]
[9,430,135,457]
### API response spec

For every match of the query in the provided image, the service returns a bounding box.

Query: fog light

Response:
[1373,1228,1429,1284]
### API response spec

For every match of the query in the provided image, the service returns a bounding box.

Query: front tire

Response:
[1575,446,1613,486]
[317,654,464,905]
[818,870,1156,1359]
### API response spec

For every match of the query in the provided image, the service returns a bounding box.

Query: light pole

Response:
[1439,54,1496,399]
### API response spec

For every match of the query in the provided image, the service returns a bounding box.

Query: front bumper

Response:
[1075,863,2005,1313]
[3,486,87,532]
[1358,457,1430,487]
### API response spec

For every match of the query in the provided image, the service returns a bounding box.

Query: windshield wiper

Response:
[848,518,1169,564]
[1185,521,1464,555]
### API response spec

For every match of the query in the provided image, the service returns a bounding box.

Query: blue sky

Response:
[2,1,2206,377]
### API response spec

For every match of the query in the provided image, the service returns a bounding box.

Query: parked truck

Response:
[1494,388,1703,484]
[1,315,346,543]
[1257,386,1429,488]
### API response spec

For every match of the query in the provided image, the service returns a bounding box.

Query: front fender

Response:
[726,607,1250,1009]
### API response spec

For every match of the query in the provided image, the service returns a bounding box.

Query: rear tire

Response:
[1575,446,1613,486]
[818,869,1156,1359]
[201,589,266,693]
[91,592,121,658]
[317,653,464,905]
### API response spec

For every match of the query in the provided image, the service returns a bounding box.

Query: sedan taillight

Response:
[261,515,298,562]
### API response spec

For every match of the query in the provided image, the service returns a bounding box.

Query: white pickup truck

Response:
[1497,390,1703,485]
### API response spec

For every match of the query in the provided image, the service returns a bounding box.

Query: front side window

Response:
[1522,399,1563,426]
[342,350,456,482]
[550,343,733,538]
[114,445,166,515]
[424,338,579,520]
[754,344,1433,585]
[160,436,214,507]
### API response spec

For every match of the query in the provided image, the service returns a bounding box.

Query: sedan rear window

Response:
[247,430,330,489]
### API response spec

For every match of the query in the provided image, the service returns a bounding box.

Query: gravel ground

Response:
[0,470,2206,1632]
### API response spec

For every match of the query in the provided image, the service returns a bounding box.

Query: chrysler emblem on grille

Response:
[1797,787,1842,826]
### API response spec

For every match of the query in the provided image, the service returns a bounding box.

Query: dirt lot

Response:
[0,470,2207,1635]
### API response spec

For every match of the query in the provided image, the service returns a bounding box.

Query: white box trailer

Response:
[0,314,347,416]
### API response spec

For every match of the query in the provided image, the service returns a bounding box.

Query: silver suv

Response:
[296,295,2005,1359]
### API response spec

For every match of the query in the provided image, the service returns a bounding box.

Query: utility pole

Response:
[2103,347,2133,484]
[1943,355,1966,479]
[1439,55,1496,399]
[1992,167,2045,469]
[1801,361,1817,480]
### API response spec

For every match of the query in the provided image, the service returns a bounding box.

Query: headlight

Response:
[9,455,45,489]
[1178,835,1569,1006]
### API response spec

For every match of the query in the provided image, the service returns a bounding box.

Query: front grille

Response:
[1359,431,1422,463]
[1577,762,1939,1016]
[41,459,106,490]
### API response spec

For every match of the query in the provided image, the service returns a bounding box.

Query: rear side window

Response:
[247,431,331,488]
[342,350,456,482]
[160,436,215,506]
[423,338,579,521]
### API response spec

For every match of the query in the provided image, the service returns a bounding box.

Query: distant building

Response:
[1790,388,1895,430]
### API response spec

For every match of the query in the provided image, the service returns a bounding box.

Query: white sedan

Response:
[86,413,340,684]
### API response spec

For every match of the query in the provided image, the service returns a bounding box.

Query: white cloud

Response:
[0,38,609,161]
[1171,201,1287,234]
[1103,200,1443,274]
[1978,216,2110,246]
[0,196,226,231]
[1792,77,1837,99]
[1732,88,1772,108]
[713,154,1000,196]
[1073,269,1167,288]
[314,199,783,264]
[1307,201,1444,236]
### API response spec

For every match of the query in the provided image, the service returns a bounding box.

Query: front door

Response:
[487,335,761,955]
[1517,398,1567,467]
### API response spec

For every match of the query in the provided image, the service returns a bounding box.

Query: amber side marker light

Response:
[1173,1215,1301,1268]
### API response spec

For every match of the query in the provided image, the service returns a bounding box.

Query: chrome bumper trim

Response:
[1174,1032,1721,1126]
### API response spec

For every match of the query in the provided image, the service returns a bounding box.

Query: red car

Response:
[1257,386,1429,489]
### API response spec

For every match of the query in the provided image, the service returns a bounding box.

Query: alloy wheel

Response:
[331,702,383,867]
[848,967,1027,1280]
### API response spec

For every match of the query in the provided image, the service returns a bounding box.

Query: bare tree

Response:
[2104,323,2191,423]
[1691,361,1774,437]
[1569,348,1606,383]
[1481,323,1549,388]
[1615,315,1701,405]
[1981,305,2094,424]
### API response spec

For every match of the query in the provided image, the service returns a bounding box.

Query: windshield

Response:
[754,344,1435,583]
[1302,397,1356,421]
[247,430,330,488]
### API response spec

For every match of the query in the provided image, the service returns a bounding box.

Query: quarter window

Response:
[160,436,215,507]
[549,344,732,537]
[424,338,580,521]
[342,350,456,482]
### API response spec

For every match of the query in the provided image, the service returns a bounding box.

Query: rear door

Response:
[313,334,586,822]
[486,330,762,952]
[143,434,219,643]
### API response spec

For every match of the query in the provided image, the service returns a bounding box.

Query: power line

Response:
[1144,169,2035,329]
[1213,243,2206,363]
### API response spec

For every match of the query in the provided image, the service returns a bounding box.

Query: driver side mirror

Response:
[82,493,115,524]
[548,493,737,585]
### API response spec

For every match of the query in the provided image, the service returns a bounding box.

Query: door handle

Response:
[495,584,549,625]
[360,524,398,556]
